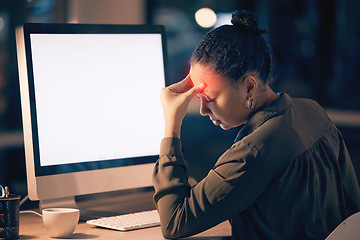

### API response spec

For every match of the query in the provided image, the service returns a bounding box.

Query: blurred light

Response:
[195,8,217,28]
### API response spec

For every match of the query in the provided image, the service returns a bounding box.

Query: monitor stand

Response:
[39,196,78,211]
[39,197,111,221]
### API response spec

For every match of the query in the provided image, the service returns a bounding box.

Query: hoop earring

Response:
[247,98,254,110]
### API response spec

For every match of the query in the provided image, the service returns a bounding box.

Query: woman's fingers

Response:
[168,75,193,94]
[159,74,207,127]
[168,75,206,100]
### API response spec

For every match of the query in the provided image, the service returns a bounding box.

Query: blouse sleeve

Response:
[152,137,269,239]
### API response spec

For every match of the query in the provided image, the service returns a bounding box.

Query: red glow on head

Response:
[189,64,223,95]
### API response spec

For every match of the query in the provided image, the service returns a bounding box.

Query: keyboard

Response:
[86,210,160,231]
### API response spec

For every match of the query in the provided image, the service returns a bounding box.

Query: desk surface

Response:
[19,212,231,239]
[19,189,231,239]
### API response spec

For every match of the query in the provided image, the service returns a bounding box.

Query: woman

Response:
[153,10,360,240]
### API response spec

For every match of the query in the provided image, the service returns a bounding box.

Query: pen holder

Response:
[0,194,20,239]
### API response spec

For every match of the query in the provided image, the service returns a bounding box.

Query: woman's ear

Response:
[243,75,257,96]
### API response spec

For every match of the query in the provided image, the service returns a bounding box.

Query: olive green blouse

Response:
[152,93,360,240]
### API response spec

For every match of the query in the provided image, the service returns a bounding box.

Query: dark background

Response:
[0,0,359,200]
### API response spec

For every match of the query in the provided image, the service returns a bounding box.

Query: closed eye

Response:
[197,93,215,103]
[205,97,215,103]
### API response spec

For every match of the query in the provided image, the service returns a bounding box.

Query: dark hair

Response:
[191,10,273,85]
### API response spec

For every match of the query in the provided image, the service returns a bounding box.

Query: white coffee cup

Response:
[42,208,80,238]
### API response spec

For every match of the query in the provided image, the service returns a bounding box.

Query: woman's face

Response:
[189,63,251,130]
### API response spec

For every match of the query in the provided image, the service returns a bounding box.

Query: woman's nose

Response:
[199,97,211,116]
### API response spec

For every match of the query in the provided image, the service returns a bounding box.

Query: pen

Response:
[5,186,9,198]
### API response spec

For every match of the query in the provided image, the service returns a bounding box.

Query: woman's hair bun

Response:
[231,10,267,34]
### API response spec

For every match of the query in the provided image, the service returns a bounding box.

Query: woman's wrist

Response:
[164,121,181,138]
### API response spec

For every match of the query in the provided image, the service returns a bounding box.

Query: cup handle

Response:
[0,185,5,198]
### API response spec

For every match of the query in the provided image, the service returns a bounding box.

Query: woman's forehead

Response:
[189,64,224,92]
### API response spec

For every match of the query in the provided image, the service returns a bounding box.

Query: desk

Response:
[19,213,231,239]
[19,189,231,239]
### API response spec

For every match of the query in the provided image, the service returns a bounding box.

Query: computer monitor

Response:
[15,23,168,211]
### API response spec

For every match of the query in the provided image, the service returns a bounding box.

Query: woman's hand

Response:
[160,75,205,138]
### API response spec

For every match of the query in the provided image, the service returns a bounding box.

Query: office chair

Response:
[325,212,360,240]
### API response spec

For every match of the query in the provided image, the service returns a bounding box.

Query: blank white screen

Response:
[30,33,165,166]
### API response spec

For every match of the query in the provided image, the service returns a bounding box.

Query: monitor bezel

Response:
[22,23,168,177]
